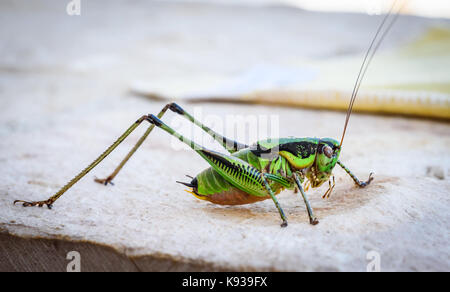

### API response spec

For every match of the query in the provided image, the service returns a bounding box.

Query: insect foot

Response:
[310,218,319,225]
[281,220,288,228]
[13,199,53,209]
[359,173,374,188]
[94,176,115,186]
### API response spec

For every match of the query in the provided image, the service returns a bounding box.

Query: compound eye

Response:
[323,145,333,158]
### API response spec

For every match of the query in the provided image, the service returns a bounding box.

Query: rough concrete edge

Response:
[0,226,277,272]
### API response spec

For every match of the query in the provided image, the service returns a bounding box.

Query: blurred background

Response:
[172,0,450,18]
[2,0,448,119]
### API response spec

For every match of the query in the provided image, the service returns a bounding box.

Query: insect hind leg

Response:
[95,103,247,186]
[14,115,152,209]
[167,103,248,153]
[94,103,173,185]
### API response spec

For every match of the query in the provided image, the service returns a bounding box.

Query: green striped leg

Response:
[14,115,153,209]
[146,114,289,227]
[293,173,319,225]
[95,103,248,185]
[337,160,374,187]
[260,174,288,227]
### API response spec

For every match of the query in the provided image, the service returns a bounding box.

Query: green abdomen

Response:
[193,148,289,205]
[195,167,274,205]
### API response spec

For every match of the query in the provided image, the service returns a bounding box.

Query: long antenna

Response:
[339,0,403,148]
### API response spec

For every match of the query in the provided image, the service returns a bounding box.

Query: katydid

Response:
[13,3,402,227]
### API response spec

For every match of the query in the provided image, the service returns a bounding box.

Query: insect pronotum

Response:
[14,2,403,227]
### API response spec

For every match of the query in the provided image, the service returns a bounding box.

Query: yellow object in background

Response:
[244,89,449,120]
[243,27,450,120]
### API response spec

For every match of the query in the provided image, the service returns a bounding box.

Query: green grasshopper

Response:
[14,4,401,227]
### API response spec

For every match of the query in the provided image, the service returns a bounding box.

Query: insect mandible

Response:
[13,2,402,227]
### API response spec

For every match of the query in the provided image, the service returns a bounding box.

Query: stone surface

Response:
[0,0,449,272]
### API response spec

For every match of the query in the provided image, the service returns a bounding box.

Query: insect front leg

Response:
[293,173,319,225]
[337,160,374,187]
[322,176,335,199]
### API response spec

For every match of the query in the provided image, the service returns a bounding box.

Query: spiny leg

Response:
[293,173,319,225]
[14,115,152,209]
[95,102,248,185]
[337,160,373,187]
[146,114,289,227]
[94,104,172,185]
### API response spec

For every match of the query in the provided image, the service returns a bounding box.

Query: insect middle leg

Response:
[293,173,319,225]
[260,174,288,227]
[95,102,248,185]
